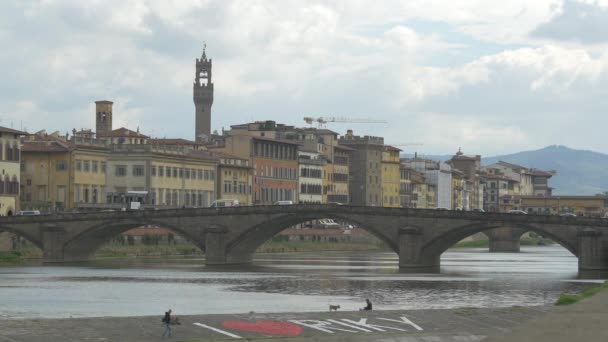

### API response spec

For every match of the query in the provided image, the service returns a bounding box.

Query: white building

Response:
[298,150,325,204]
[402,158,452,209]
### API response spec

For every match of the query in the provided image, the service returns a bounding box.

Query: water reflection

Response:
[0,246,604,319]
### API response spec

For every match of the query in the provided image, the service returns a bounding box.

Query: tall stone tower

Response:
[95,100,113,138]
[193,45,214,141]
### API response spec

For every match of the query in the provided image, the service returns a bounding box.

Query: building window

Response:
[115,165,127,177]
[159,166,164,177]
[151,166,157,176]
[101,162,107,173]
[133,165,145,177]
[173,168,178,178]
[83,160,90,172]
[179,168,184,178]
[92,161,99,173]
[76,160,82,171]
[56,160,67,172]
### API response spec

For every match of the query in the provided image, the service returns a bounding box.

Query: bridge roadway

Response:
[1,205,607,270]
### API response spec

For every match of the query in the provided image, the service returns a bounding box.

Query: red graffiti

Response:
[222,320,303,336]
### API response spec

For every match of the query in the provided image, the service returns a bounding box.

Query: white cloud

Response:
[1,0,608,156]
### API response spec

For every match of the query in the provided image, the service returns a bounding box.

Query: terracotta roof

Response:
[0,126,28,135]
[22,141,70,153]
[383,145,402,152]
[527,169,554,177]
[497,160,527,171]
[104,127,149,138]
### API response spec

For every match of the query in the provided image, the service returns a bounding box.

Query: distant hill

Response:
[403,145,608,195]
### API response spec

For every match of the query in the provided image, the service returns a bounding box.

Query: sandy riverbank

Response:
[0,306,552,342]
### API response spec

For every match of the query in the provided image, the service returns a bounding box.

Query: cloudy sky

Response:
[1,0,607,156]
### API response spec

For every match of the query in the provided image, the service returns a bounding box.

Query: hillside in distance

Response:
[403,145,608,195]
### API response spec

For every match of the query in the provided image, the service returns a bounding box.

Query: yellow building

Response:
[324,145,350,204]
[0,126,26,216]
[215,152,253,205]
[451,169,464,210]
[521,196,608,217]
[104,137,218,208]
[400,166,435,209]
[72,131,109,207]
[21,131,108,211]
[381,146,401,207]
[424,183,437,209]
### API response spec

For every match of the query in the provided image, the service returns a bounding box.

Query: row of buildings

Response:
[1,46,606,217]
[3,103,607,218]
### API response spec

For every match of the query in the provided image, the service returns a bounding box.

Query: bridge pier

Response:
[578,228,608,271]
[40,223,67,263]
[486,227,525,253]
[398,227,439,270]
[204,225,253,265]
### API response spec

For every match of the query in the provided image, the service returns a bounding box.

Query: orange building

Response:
[208,130,299,204]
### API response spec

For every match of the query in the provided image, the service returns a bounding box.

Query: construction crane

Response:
[387,142,424,147]
[303,116,387,128]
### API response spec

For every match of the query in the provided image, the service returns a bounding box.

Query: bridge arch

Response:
[225,212,398,262]
[63,220,206,261]
[0,224,43,249]
[421,222,579,261]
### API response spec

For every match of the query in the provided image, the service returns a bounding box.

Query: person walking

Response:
[162,309,172,339]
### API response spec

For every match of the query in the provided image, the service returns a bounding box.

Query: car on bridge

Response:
[507,210,527,215]
[210,199,240,208]
[274,201,294,205]
[471,208,485,213]
[17,210,41,216]
[559,213,578,218]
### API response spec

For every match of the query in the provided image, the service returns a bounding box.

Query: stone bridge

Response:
[1,205,607,271]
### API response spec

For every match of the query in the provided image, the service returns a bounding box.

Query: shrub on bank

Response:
[556,281,608,305]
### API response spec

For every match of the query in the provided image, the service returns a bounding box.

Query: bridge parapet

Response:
[1,205,607,228]
[1,205,607,271]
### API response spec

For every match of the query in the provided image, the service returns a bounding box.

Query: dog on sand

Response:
[329,304,340,312]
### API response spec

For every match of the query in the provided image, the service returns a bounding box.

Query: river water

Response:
[0,246,605,319]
